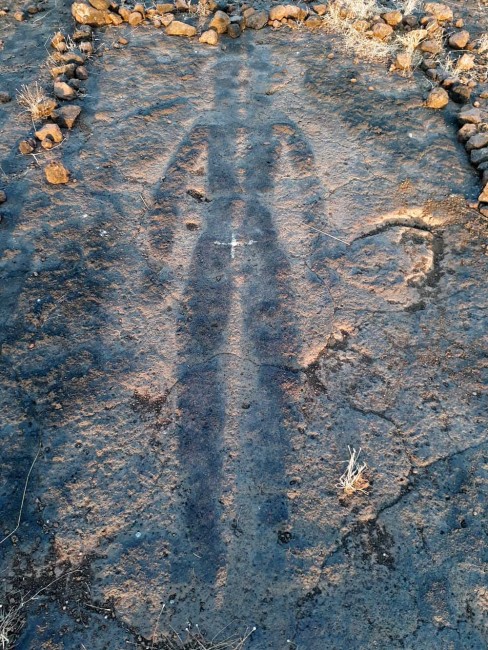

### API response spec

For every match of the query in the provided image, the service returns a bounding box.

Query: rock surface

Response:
[1,9,488,650]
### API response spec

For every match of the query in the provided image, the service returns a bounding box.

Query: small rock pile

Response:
[16,28,92,183]
[0,0,50,22]
[458,106,488,215]
[71,0,329,44]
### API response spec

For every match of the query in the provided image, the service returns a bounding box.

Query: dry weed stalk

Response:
[337,446,369,495]
[194,0,210,17]
[396,28,427,55]
[153,623,256,650]
[324,1,394,61]
[0,605,23,650]
[394,28,427,72]
[0,571,80,649]
[396,0,422,14]
[330,0,382,21]
[476,33,488,55]
[16,83,55,121]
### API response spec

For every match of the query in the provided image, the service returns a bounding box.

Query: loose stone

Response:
[228,23,241,37]
[457,124,478,142]
[72,1,113,26]
[426,87,449,109]
[165,20,197,36]
[448,30,470,49]
[423,2,453,21]
[209,10,230,34]
[52,105,82,129]
[465,133,488,152]
[450,84,472,104]
[382,10,402,26]
[372,22,393,39]
[54,81,77,100]
[458,107,482,124]
[245,10,268,29]
[45,161,70,184]
[19,139,36,154]
[471,147,488,165]
[35,122,63,143]
[199,29,219,45]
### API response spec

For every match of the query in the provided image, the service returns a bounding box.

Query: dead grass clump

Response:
[394,28,427,72]
[153,623,256,650]
[396,28,427,56]
[16,83,56,121]
[0,604,24,650]
[194,0,210,17]
[437,52,480,84]
[396,0,422,14]
[337,446,370,495]
[324,1,395,61]
[331,0,381,21]
[0,571,80,650]
[476,33,488,55]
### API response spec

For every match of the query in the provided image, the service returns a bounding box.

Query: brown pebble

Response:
[75,65,88,80]
[41,136,55,150]
[0,190,6,204]
[19,139,36,154]
[118,37,129,44]
[45,161,70,184]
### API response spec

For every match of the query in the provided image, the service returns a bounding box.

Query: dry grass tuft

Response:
[324,1,395,61]
[396,0,422,14]
[476,33,488,55]
[394,28,427,72]
[16,83,55,121]
[193,0,210,17]
[0,571,80,649]
[396,28,427,55]
[331,0,382,21]
[154,623,257,650]
[0,604,24,650]
[337,446,369,495]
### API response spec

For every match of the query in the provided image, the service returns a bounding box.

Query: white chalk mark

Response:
[214,232,258,259]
